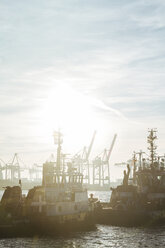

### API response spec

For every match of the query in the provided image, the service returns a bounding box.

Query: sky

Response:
[1,0,165,179]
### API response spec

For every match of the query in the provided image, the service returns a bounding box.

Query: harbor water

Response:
[0,191,165,248]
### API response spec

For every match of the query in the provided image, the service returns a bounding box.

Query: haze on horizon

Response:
[1,0,165,180]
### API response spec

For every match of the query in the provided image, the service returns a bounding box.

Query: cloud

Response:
[1,0,165,166]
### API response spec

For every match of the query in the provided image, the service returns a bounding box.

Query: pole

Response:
[56,131,61,172]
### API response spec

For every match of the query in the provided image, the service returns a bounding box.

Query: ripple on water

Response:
[0,225,165,248]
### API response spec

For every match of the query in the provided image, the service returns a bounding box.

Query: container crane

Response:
[72,131,96,184]
[93,134,117,187]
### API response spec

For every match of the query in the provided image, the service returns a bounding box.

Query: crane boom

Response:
[86,130,97,160]
[107,134,117,162]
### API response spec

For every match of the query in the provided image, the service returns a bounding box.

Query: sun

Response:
[40,85,102,150]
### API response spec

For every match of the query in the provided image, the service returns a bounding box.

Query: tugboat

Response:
[96,129,165,226]
[0,131,95,236]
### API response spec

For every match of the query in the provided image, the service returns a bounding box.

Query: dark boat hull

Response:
[0,214,95,238]
[96,208,165,227]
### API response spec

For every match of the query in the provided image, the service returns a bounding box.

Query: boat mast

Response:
[54,130,62,172]
[147,129,157,168]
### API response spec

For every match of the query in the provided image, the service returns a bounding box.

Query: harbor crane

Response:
[0,154,32,184]
[72,131,96,184]
[4,153,21,182]
[93,134,117,187]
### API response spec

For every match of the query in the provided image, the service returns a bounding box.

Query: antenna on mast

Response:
[147,128,157,168]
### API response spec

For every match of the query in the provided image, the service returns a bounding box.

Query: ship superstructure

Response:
[96,129,165,226]
[0,131,95,236]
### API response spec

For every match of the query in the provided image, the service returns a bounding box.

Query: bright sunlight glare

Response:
[39,85,106,150]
